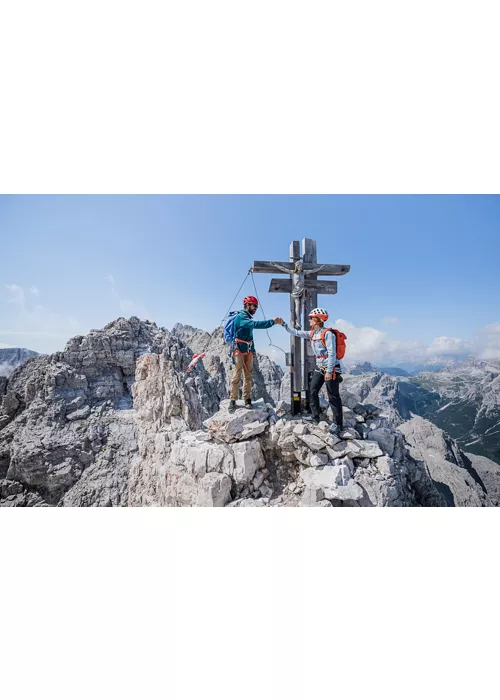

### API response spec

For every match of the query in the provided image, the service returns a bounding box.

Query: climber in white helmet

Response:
[277,308,346,433]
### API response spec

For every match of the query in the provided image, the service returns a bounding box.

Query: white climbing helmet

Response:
[309,307,329,322]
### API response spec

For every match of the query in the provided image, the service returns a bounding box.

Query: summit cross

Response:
[251,238,350,413]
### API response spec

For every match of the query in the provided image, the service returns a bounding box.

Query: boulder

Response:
[275,399,291,415]
[340,428,361,440]
[309,452,329,467]
[231,439,265,486]
[330,481,364,502]
[302,464,346,491]
[353,403,381,417]
[297,434,327,452]
[325,441,350,460]
[376,455,396,476]
[347,440,384,459]
[66,405,91,421]
[196,472,232,507]
[204,400,269,442]
[300,485,325,506]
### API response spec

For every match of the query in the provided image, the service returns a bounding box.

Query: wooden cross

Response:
[252,238,350,414]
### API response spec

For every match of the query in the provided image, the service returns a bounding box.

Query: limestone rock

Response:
[172,323,284,406]
[329,481,364,502]
[275,400,291,415]
[3,315,498,509]
[297,434,327,452]
[300,485,325,506]
[231,439,265,486]
[347,440,383,459]
[196,472,232,507]
[368,428,396,456]
[309,452,329,467]
[66,405,91,421]
[204,400,269,442]
[399,416,493,507]
[376,455,396,476]
[340,428,361,440]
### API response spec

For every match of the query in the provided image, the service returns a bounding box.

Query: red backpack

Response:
[309,327,347,360]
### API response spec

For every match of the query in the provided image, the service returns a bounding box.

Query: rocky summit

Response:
[339,360,500,463]
[0,317,498,507]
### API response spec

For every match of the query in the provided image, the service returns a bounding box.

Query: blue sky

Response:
[1,195,499,366]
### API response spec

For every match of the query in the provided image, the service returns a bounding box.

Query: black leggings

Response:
[309,370,343,428]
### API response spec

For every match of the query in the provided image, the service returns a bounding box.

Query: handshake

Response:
[273,317,284,325]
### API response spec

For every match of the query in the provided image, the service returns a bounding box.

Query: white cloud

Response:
[476,322,500,361]
[30,286,40,296]
[0,343,13,349]
[1,284,84,353]
[333,318,426,365]
[426,336,473,357]
[330,319,500,367]
[383,316,400,325]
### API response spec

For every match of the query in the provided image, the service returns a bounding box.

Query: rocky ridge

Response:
[0,318,497,507]
[171,323,284,406]
[339,360,500,463]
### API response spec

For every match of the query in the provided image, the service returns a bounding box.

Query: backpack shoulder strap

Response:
[320,327,334,349]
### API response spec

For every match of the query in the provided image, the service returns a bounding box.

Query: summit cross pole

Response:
[251,238,351,415]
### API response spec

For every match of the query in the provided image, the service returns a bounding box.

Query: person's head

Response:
[309,307,328,330]
[243,295,259,316]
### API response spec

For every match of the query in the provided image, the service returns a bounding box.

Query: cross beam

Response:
[252,261,350,275]
[252,238,351,415]
[269,279,338,294]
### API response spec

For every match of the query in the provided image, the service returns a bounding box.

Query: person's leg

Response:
[243,354,254,401]
[230,353,244,401]
[309,370,324,420]
[325,375,343,429]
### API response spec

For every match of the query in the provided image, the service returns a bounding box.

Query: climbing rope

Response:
[249,270,288,357]
[185,268,288,373]
[201,269,252,358]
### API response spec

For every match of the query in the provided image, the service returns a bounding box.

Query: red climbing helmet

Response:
[243,295,259,307]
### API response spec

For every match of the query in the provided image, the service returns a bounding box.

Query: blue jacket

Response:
[233,310,275,354]
[283,322,344,374]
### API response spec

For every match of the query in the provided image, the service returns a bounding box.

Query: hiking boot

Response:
[228,400,237,413]
[244,399,253,409]
[311,415,321,425]
[330,424,343,436]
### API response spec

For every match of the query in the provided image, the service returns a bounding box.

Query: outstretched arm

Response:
[239,316,275,331]
[305,264,327,275]
[281,321,311,339]
[270,262,294,275]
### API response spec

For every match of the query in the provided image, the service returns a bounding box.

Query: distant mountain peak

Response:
[0,347,39,378]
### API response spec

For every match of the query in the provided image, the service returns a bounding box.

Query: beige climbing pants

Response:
[230,352,254,401]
